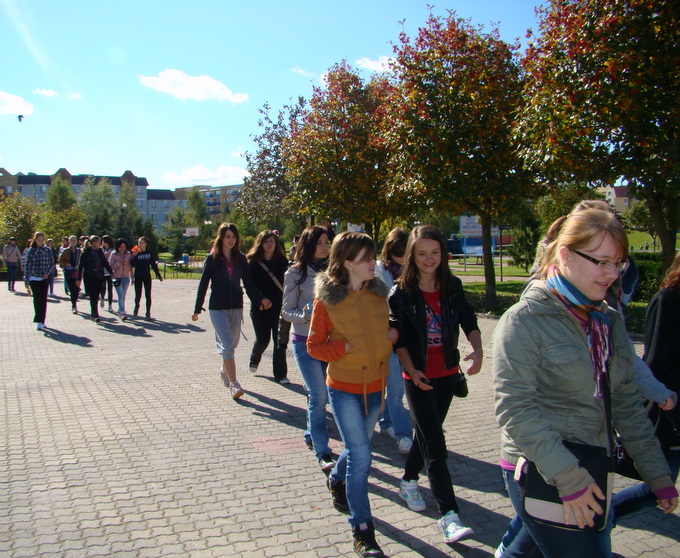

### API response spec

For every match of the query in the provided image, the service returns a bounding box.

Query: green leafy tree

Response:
[388,13,534,303]
[284,62,411,242]
[505,202,542,272]
[161,207,197,260]
[38,205,88,241]
[239,100,307,231]
[113,182,144,243]
[79,176,116,236]
[515,0,680,267]
[534,182,604,233]
[46,177,76,212]
[186,186,214,249]
[624,199,657,247]
[0,193,41,246]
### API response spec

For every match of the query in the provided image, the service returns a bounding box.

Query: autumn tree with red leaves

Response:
[388,13,533,304]
[516,0,680,267]
[283,62,411,241]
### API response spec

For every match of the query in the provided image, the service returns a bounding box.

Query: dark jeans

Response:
[403,374,459,515]
[29,279,49,323]
[502,468,604,558]
[65,276,80,308]
[101,276,113,306]
[83,275,103,317]
[134,275,152,315]
[7,263,18,289]
[249,308,288,380]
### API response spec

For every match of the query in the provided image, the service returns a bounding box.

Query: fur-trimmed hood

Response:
[314,272,388,306]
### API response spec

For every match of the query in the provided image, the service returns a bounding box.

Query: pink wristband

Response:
[561,487,588,502]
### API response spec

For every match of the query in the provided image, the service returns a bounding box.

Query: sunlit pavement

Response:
[2,279,679,557]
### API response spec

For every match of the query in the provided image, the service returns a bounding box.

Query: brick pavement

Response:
[2,279,680,557]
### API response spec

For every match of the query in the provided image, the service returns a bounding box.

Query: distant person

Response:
[23,231,54,330]
[192,223,271,400]
[109,239,133,321]
[281,226,334,468]
[100,235,115,312]
[375,227,413,454]
[246,230,290,383]
[288,234,300,263]
[2,236,22,292]
[131,236,163,319]
[58,236,81,314]
[77,235,113,323]
[59,236,70,295]
[46,238,58,297]
[307,231,396,558]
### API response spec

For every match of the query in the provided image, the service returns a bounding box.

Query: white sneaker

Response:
[249,365,258,373]
[494,542,506,558]
[36,323,45,330]
[229,381,244,400]
[438,511,474,543]
[399,479,426,512]
[397,437,413,454]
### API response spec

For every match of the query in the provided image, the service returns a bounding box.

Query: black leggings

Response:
[101,276,113,306]
[134,275,152,315]
[29,279,49,323]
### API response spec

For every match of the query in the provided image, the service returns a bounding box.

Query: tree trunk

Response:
[480,213,497,306]
[647,195,678,269]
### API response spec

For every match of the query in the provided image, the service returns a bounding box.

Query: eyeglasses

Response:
[570,249,628,272]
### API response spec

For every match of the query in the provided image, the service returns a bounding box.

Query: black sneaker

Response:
[327,477,349,513]
[352,522,384,558]
[305,438,314,451]
[319,454,335,471]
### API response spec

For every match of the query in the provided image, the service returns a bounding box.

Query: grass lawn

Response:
[463,280,646,333]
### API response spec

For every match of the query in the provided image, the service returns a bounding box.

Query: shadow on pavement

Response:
[617,506,680,542]
[122,318,205,334]
[41,327,93,347]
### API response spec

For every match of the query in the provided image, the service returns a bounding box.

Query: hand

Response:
[658,497,678,514]
[260,298,272,310]
[410,370,433,391]
[463,349,483,376]
[345,341,351,353]
[191,313,199,321]
[660,396,676,411]
[42,273,49,280]
[159,277,164,282]
[387,327,398,344]
[563,482,605,529]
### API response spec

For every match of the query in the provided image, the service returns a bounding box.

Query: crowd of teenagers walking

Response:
[3,204,680,557]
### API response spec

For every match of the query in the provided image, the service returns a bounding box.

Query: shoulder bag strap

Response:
[259,261,284,292]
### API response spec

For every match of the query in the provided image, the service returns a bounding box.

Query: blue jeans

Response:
[328,387,382,527]
[6,263,18,289]
[292,341,331,460]
[501,468,605,558]
[114,278,130,315]
[379,353,412,440]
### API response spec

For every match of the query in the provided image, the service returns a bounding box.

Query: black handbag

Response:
[519,382,615,532]
[453,371,468,398]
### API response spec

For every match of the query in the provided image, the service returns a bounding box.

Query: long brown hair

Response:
[328,232,376,287]
[211,223,241,261]
[293,226,328,285]
[660,250,680,291]
[247,230,286,264]
[398,225,453,295]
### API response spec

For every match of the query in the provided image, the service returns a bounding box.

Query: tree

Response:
[0,193,41,245]
[505,201,542,272]
[38,205,87,241]
[239,100,307,231]
[113,182,144,243]
[46,176,76,212]
[79,177,116,236]
[284,62,412,241]
[534,182,604,233]
[161,207,196,260]
[186,186,214,249]
[388,13,535,303]
[516,0,680,267]
[624,199,657,247]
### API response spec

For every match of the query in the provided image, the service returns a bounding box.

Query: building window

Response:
[164,200,170,208]
[150,213,157,221]
[4,186,12,194]
[150,200,156,208]
[41,185,48,193]
[136,200,143,208]
[164,214,169,221]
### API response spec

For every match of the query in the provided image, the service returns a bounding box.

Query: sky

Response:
[0,0,542,190]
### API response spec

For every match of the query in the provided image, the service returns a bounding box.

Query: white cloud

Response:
[34,88,57,97]
[69,92,82,100]
[230,147,245,158]
[138,69,248,103]
[355,56,394,73]
[291,67,315,77]
[161,164,248,187]
[0,90,34,116]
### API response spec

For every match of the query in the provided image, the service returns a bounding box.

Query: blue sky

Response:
[1,0,541,190]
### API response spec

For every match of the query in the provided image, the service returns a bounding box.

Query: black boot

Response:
[352,522,384,558]
[327,477,349,513]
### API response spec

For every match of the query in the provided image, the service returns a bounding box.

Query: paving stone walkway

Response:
[2,279,679,557]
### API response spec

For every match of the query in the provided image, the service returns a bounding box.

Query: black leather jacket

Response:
[388,276,479,373]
